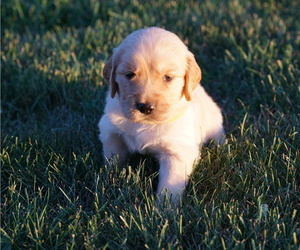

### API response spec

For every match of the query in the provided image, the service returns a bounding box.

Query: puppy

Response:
[99,27,224,203]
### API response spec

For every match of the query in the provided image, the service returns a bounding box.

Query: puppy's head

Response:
[103,27,201,124]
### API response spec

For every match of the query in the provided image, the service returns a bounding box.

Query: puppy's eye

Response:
[163,75,173,82]
[125,72,135,80]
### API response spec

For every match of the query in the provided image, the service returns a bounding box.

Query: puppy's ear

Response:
[103,56,119,98]
[184,52,202,101]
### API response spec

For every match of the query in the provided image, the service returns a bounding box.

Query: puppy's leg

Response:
[210,126,226,145]
[101,133,128,164]
[99,117,128,164]
[156,147,199,204]
[200,90,225,145]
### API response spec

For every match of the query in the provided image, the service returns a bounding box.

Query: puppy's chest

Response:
[121,124,166,154]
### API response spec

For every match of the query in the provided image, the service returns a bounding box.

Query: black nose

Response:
[136,103,155,114]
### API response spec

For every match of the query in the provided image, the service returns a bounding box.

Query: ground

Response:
[1,0,299,249]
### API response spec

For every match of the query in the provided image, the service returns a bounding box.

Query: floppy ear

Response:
[103,55,119,98]
[183,52,202,101]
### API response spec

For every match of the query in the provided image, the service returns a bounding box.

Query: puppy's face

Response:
[103,27,201,124]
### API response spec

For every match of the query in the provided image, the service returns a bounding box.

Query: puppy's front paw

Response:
[156,153,196,204]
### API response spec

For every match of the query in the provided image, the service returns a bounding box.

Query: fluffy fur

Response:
[99,27,224,203]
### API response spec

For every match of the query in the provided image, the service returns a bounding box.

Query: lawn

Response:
[1,0,299,249]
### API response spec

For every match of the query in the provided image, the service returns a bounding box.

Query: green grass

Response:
[1,0,299,249]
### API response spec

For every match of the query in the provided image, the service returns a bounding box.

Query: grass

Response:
[1,0,299,248]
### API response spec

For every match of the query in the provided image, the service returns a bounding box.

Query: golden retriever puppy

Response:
[99,27,224,204]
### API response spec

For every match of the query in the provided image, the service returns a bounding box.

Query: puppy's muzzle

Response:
[136,103,155,115]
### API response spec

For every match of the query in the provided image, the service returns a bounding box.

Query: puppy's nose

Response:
[136,103,155,115]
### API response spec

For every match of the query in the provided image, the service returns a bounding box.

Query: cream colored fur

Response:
[99,27,224,203]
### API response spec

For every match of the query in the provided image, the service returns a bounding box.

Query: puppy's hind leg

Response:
[211,127,226,145]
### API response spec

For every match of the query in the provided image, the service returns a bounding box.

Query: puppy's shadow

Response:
[127,153,159,192]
